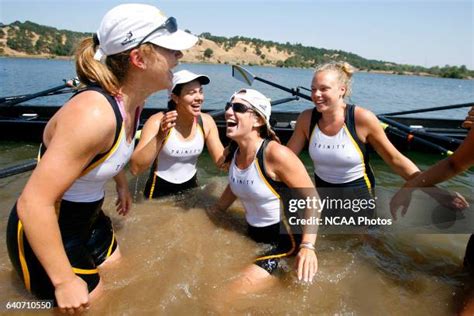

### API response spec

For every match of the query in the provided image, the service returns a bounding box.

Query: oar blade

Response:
[232,65,255,86]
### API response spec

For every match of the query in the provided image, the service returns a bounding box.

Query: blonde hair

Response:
[314,61,355,98]
[75,37,155,95]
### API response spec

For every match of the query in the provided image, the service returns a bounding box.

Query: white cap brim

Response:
[150,29,198,51]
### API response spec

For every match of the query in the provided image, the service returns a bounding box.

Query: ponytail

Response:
[75,38,155,95]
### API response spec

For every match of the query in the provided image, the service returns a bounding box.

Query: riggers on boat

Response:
[0,64,471,157]
[0,103,469,155]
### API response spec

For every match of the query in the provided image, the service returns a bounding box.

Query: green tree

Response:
[203,48,213,59]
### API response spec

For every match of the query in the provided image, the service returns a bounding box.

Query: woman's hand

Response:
[115,183,132,216]
[295,248,318,283]
[390,187,414,220]
[426,188,469,211]
[462,106,474,129]
[54,276,90,314]
[158,110,178,138]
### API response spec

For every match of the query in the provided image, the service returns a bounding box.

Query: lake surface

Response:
[0,57,473,314]
[1,57,473,117]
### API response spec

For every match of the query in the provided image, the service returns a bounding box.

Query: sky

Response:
[1,0,473,69]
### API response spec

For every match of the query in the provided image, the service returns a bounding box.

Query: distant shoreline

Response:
[1,54,471,80]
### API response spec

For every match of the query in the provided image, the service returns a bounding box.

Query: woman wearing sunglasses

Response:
[210,89,319,302]
[286,61,467,228]
[130,70,225,198]
[6,4,196,312]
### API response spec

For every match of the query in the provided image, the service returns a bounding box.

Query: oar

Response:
[380,102,473,116]
[379,118,453,156]
[297,86,311,92]
[232,65,312,101]
[379,115,461,148]
[0,159,37,179]
[0,78,80,106]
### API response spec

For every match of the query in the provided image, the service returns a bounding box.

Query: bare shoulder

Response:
[265,140,298,164]
[354,106,379,127]
[200,112,217,126]
[143,111,165,128]
[51,90,116,135]
[297,108,314,124]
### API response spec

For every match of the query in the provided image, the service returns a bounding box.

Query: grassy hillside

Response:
[0,21,472,79]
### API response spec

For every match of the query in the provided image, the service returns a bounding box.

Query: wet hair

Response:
[75,37,155,95]
[314,61,355,98]
[167,84,185,111]
[223,112,280,163]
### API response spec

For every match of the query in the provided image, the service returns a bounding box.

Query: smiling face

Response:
[172,80,204,117]
[311,70,346,113]
[225,97,259,140]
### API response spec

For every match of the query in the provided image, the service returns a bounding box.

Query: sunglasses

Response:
[136,17,178,48]
[225,102,253,113]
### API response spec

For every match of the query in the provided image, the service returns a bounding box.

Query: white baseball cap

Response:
[230,89,272,128]
[94,3,198,62]
[171,70,210,93]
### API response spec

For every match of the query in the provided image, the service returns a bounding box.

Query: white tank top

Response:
[228,142,281,227]
[309,124,366,184]
[156,122,204,184]
[63,97,136,202]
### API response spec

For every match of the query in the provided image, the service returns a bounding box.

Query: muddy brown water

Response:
[0,148,472,315]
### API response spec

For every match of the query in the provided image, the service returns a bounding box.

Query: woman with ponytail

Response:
[6,4,196,312]
[287,61,467,228]
[210,89,319,302]
[130,69,225,198]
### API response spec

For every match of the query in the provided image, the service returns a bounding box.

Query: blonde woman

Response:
[6,4,196,312]
[287,62,466,225]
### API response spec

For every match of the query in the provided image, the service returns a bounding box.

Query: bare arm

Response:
[114,169,131,216]
[404,127,474,187]
[202,113,225,168]
[287,109,312,155]
[215,184,237,211]
[130,111,177,175]
[17,91,115,308]
[359,108,420,179]
[390,127,474,219]
[266,142,319,282]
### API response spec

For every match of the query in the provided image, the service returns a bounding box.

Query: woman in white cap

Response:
[210,89,319,301]
[6,3,196,312]
[131,69,224,198]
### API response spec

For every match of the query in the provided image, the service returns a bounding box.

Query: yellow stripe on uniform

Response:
[343,125,372,190]
[17,221,31,291]
[254,159,280,199]
[148,128,173,199]
[106,231,115,258]
[80,123,125,176]
[253,159,296,261]
[72,267,99,275]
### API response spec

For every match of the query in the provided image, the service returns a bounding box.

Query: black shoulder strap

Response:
[39,85,123,169]
[197,115,204,135]
[345,104,376,189]
[344,104,365,156]
[309,107,321,138]
[256,139,285,195]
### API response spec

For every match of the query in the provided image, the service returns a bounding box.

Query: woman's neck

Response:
[175,108,196,130]
[236,133,263,159]
[321,101,346,123]
[119,85,148,114]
